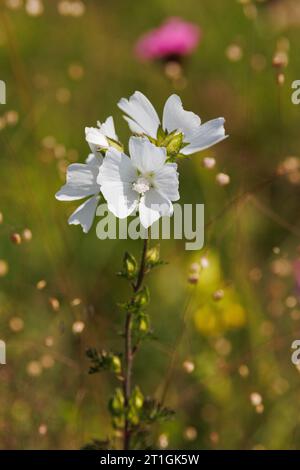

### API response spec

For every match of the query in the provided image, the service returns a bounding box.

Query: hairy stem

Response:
[123,235,148,450]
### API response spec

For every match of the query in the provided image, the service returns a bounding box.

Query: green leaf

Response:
[141,398,175,423]
[109,388,125,416]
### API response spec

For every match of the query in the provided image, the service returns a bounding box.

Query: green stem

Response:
[123,235,149,450]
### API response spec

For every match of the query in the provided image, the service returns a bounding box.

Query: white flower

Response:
[56,116,118,233]
[98,137,179,229]
[118,91,227,155]
[55,154,102,233]
[85,116,118,155]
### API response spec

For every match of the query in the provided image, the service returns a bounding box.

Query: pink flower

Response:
[135,17,201,61]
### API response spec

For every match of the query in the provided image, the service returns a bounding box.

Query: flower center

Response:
[132,176,151,194]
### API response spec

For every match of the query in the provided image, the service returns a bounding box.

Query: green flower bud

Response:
[131,386,144,409]
[134,286,150,308]
[120,252,137,280]
[166,133,183,156]
[146,245,160,265]
[109,388,124,416]
[111,355,122,374]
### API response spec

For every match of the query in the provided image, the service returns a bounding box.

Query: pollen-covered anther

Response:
[132,176,151,194]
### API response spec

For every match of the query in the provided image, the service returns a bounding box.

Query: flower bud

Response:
[134,286,150,308]
[109,388,125,416]
[166,133,183,155]
[122,252,137,279]
[130,386,144,410]
[108,355,120,374]
[146,245,160,265]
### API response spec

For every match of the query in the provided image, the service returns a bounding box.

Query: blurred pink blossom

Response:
[135,17,201,61]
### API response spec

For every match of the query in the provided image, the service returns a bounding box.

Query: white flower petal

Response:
[98,147,137,185]
[98,116,118,141]
[162,94,201,141]
[68,195,100,233]
[85,153,103,167]
[118,91,160,139]
[139,189,173,229]
[85,126,109,154]
[153,163,180,201]
[123,115,147,135]
[55,163,100,201]
[181,118,227,155]
[101,182,138,219]
[129,137,166,174]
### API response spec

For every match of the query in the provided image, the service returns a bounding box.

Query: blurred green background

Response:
[1,0,300,449]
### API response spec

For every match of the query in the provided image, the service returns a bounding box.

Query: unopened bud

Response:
[166,133,183,155]
[122,252,137,279]
[134,286,150,308]
[146,245,160,264]
[111,355,122,374]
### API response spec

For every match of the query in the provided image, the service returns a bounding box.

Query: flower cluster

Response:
[56,91,227,232]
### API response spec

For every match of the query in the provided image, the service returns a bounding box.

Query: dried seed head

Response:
[36,279,47,290]
[184,426,197,441]
[40,354,54,368]
[38,424,48,435]
[200,257,209,269]
[48,297,60,312]
[72,320,85,334]
[10,232,22,245]
[213,289,224,301]
[188,272,199,284]
[216,173,230,186]
[9,317,24,332]
[183,360,195,374]
[272,51,288,69]
[0,260,8,277]
[22,228,32,241]
[202,157,216,169]
[250,392,262,406]
[26,360,42,377]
